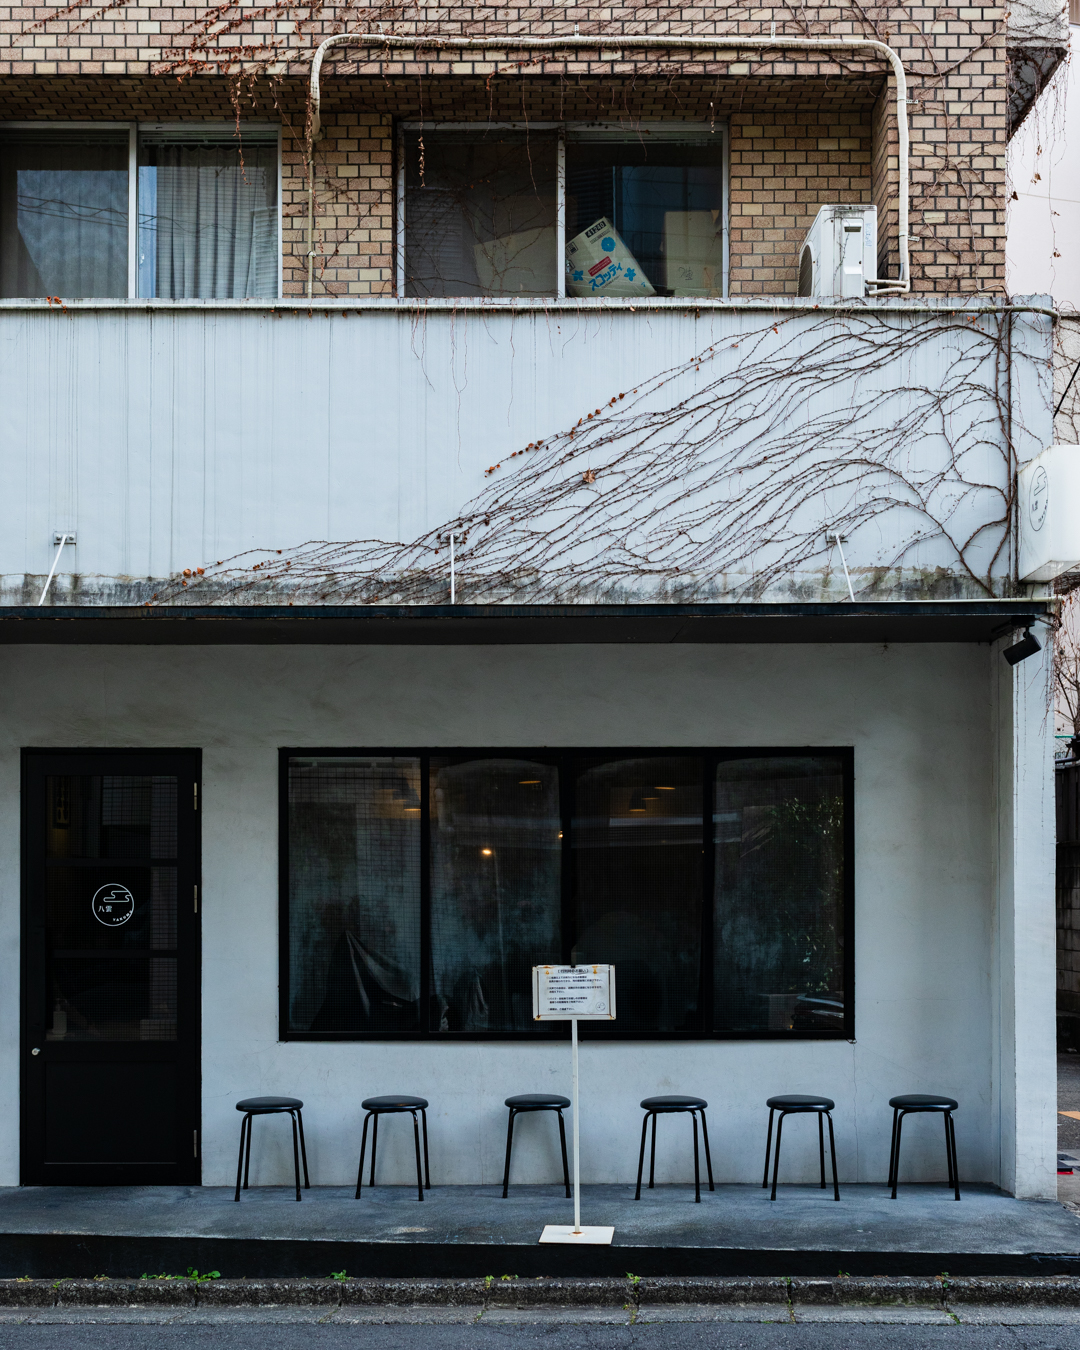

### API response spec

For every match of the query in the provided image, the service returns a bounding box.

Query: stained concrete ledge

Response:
[3,1275,1080,1309]
[1,1183,1077,1279]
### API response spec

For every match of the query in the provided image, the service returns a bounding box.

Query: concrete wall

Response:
[0,300,1053,604]
[0,638,1050,1194]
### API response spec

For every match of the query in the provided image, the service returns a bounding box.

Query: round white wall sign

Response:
[1029,465,1049,532]
[91,883,135,927]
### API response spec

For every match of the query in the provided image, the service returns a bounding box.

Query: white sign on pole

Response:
[532,964,615,1246]
[532,964,616,1022]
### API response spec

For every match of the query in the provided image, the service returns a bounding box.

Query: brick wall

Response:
[0,0,1022,295]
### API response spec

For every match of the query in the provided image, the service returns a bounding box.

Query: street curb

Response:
[0,1275,1078,1309]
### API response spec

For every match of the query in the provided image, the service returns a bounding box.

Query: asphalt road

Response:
[2,1317,1080,1349]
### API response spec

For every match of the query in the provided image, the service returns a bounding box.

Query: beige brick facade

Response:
[0,0,1039,295]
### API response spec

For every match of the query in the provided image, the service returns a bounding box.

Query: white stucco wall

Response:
[0,640,1054,1195]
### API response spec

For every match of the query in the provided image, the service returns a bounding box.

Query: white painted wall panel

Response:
[0,301,1054,602]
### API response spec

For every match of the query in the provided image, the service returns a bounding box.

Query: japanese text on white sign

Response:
[533,964,616,1021]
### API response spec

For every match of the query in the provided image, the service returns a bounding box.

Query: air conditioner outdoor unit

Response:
[797,205,878,298]
[1018,444,1080,583]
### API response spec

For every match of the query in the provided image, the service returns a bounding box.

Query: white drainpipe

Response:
[306,32,911,298]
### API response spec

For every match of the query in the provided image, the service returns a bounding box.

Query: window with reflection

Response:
[0,129,129,298]
[572,756,701,1032]
[404,129,558,298]
[282,749,851,1039]
[430,756,561,1031]
[287,757,422,1035]
[713,757,847,1034]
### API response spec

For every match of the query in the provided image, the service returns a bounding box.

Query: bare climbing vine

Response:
[151,307,1036,607]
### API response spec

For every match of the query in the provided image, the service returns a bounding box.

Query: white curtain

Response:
[144,142,276,299]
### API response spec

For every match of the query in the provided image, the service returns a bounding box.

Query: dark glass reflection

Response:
[288,758,422,1034]
[430,757,561,1031]
[572,756,702,1032]
[0,132,128,298]
[565,139,724,297]
[405,130,558,297]
[44,776,178,1042]
[713,757,846,1033]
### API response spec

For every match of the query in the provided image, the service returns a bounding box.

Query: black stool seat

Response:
[766,1095,835,1112]
[356,1095,431,1201]
[236,1096,303,1113]
[234,1096,309,1202]
[640,1095,708,1111]
[635,1096,713,1202]
[888,1094,960,1200]
[502,1094,572,1198]
[762,1094,840,1201]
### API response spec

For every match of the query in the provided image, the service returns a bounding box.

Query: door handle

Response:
[31,1048,40,1056]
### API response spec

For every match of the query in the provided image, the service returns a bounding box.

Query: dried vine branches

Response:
[153,309,1026,607]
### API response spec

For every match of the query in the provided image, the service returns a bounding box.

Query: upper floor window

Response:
[0,124,279,300]
[400,122,726,300]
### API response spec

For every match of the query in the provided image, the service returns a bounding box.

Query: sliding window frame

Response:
[394,119,730,301]
[278,746,854,1043]
[136,121,283,300]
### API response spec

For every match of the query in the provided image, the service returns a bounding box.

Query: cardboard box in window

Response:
[565,217,655,298]
[663,210,723,297]
[473,227,557,296]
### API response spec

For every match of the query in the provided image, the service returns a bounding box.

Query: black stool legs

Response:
[634,1107,714,1202]
[502,1107,571,1199]
[233,1107,310,1202]
[763,1106,840,1201]
[888,1107,960,1200]
[355,1107,430,1201]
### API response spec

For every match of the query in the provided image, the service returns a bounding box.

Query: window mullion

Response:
[127,123,137,298]
[556,126,566,300]
[700,752,716,1036]
[559,751,573,972]
[420,752,432,1036]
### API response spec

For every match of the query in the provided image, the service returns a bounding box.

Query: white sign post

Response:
[532,963,616,1245]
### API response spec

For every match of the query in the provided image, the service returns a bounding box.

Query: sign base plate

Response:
[538,1225,615,1245]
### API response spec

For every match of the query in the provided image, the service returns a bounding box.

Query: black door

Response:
[21,750,201,1185]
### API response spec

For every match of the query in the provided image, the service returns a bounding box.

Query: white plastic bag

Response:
[565,217,655,298]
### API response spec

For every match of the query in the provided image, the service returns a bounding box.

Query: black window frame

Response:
[278,746,855,1042]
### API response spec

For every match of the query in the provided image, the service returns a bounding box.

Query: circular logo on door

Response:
[91,883,135,927]
[1029,465,1049,532]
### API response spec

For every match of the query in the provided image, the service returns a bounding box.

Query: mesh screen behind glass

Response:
[572,755,702,1033]
[713,756,846,1033]
[429,757,561,1032]
[288,758,422,1034]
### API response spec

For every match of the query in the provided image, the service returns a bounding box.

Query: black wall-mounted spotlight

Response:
[1003,628,1042,665]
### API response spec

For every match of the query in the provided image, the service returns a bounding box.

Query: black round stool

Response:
[763,1095,839,1201]
[888,1094,960,1200]
[355,1095,431,1201]
[502,1094,571,1199]
[634,1096,714,1203]
[234,1096,309,1202]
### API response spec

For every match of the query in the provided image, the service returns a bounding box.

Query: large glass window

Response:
[401,123,726,300]
[0,129,129,298]
[0,125,279,299]
[282,748,852,1040]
